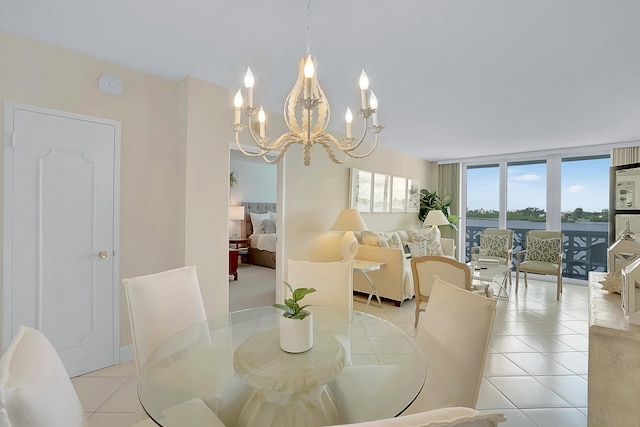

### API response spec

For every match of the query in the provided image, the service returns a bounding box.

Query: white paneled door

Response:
[3,103,120,377]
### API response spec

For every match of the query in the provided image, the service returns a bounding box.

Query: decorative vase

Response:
[279,313,313,353]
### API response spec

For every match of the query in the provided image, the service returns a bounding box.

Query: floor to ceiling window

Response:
[507,161,547,256]
[465,165,500,261]
[561,156,609,278]
[462,153,610,281]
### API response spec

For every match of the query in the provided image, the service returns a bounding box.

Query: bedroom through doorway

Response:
[228,148,278,309]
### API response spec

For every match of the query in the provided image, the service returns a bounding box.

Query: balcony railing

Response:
[466,225,608,280]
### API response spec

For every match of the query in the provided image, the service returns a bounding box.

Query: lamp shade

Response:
[423,209,449,227]
[229,205,245,221]
[331,209,368,232]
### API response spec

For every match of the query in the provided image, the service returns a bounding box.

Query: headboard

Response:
[242,202,277,237]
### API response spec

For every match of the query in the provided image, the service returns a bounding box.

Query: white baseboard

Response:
[119,344,134,363]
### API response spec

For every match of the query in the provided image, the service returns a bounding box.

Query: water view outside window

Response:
[507,161,547,255]
[465,156,609,280]
[561,156,609,278]
[466,165,499,260]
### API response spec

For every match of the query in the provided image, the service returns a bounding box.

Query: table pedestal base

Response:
[237,385,340,427]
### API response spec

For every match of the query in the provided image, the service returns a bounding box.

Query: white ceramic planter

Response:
[279,313,313,353]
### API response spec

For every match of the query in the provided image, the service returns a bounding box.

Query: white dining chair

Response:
[405,278,496,413]
[286,259,354,309]
[411,255,487,327]
[123,265,208,373]
[327,406,505,426]
[0,325,162,427]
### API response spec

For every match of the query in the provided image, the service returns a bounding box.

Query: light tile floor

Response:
[74,275,589,427]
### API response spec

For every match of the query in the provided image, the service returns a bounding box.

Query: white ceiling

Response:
[2,0,640,161]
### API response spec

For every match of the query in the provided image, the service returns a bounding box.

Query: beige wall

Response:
[0,31,229,350]
[180,77,230,317]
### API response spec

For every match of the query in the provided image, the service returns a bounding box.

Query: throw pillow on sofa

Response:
[407,241,428,258]
[407,228,444,256]
[361,231,390,247]
[387,233,403,250]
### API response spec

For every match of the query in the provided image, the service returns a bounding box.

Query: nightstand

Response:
[229,238,251,264]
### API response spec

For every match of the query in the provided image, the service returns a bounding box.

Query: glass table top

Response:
[138,305,426,427]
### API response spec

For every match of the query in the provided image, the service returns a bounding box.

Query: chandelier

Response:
[229,0,383,166]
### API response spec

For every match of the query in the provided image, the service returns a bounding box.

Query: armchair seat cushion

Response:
[518,260,559,275]
[477,255,508,264]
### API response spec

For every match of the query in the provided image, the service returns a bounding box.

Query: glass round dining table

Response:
[138,305,426,427]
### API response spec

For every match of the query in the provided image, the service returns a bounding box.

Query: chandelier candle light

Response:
[229,0,383,166]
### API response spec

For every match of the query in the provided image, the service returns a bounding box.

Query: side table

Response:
[353,260,386,309]
[229,249,239,280]
[229,238,251,264]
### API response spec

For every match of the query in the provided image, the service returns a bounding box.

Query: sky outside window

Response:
[507,162,547,212]
[467,165,499,212]
[561,157,609,212]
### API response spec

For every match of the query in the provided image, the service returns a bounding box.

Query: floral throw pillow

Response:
[525,236,562,263]
[407,228,444,256]
[387,233,403,250]
[479,234,509,258]
[407,241,428,258]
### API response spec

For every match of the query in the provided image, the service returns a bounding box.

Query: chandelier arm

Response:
[316,130,366,155]
[342,132,379,158]
[316,139,350,165]
[316,132,379,159]
[341,116,373,152]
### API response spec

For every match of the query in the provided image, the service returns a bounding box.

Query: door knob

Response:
[98,250,108,259]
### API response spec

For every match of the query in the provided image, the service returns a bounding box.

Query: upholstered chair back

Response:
[123,265,207,373]
[406,278,496,413]
[0,326,85,427]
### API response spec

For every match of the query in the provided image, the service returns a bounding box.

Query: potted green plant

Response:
[418,189,458,230]
[274,282,316,353]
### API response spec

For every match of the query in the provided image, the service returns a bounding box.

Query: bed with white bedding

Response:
[242,202,277,269]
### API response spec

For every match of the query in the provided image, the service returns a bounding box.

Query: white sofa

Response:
[354,229,456,306]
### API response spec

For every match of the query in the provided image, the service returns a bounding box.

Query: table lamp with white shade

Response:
[423,209,450,229]
[331,209,368,261]
[229,205,246,239]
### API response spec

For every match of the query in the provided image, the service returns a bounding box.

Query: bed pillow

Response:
[262,219,276,234]
[268,211,277,221]
[249,212,270,234]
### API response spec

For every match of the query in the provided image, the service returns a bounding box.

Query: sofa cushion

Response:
[525,236,562,263]
[479,234,509,258]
